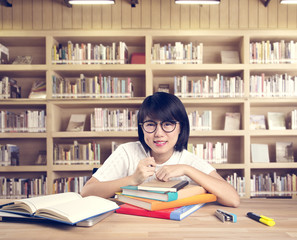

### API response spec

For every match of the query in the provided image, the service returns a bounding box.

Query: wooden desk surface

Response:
[0,199,297,240]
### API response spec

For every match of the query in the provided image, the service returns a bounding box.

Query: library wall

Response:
[0,0,297,31]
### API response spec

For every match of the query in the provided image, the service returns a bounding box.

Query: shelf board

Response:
[250,162,297,169]
[52,165,99,171]
[150,64,244,71]
[0,99,47,106]
[0,166,47,172]
[52,131,138,138]
[0,133,47,138]
[51,64,146,72]
[213,163,245,169]
[0,65,47,71]
[190,130,244,137]
[48,98,144,106]
[250,130,297,136]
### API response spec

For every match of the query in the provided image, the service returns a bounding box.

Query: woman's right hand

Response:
[132,157,156,185]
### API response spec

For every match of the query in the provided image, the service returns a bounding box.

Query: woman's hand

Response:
[132,157,156,185]
[155,164,188,182]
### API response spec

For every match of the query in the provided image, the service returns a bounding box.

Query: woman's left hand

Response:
[155,164,188,182]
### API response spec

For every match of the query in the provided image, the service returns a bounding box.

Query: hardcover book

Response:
[116,203,205,221]
[250,115,266,130]
[66,114,87,132]
[121,184,206,202]
[115,193,217,211]
[224,112,240,130]
[136,180,189,193]
[267,112,286,130]
[0,192,119,226]
[251,144,270,163]
[275,142,294,162]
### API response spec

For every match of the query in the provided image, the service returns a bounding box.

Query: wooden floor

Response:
[1,198,297,240]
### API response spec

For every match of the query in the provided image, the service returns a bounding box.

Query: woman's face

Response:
[142,118,181,162]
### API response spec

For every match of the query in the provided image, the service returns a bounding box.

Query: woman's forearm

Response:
[184,166,240,207]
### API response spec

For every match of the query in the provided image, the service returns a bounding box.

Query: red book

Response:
[116,203,205,221]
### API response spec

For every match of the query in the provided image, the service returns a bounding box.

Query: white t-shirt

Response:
[93,141,215,184]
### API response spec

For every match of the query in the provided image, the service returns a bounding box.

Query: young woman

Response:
[81,92,240,207]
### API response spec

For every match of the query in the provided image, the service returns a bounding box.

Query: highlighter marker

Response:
[247,212,275,227]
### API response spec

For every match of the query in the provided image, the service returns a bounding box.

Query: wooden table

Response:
[1,199,297,240]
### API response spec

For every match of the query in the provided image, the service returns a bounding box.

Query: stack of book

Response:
[115,180,217,221]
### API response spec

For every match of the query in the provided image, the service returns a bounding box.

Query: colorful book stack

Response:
[115,180,217,221]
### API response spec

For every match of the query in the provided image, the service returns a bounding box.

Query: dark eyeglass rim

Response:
[139,120,179,133]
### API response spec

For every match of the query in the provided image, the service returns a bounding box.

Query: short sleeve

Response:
[92,144,130,182]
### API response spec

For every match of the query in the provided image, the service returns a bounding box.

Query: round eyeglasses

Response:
[139,120,179,133]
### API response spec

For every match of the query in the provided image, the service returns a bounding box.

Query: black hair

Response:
[138,92,190,152]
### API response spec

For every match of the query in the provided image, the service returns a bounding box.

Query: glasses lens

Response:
[161,121,176,132]
[143,121,157,133]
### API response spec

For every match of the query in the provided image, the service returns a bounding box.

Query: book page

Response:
[14,192,81,214]
[35,196,118,224]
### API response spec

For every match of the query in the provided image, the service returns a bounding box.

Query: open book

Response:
[0,192,119,225]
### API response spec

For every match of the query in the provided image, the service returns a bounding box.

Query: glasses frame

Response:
[139,120,179,133]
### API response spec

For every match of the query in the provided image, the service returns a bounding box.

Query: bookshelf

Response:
[0,30,297,199]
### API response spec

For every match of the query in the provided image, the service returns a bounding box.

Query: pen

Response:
[246,212,275,227]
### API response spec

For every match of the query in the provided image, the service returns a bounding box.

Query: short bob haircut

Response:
[138,92,190,152]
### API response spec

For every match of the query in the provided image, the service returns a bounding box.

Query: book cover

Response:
[116,203,205,221]
[116,193,217,211]
[251,144,270,163]
[224,112,240,130]
[276,142,294,162]
[28,80,46,99]
[66,114,87,132]
[250,115,266,130]
[267,112,286,130]
[0,209,114,227]
[121,184,206,202]
[137,180,189,192]
[0,192,119,225]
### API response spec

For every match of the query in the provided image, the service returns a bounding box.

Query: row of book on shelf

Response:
[52,74,133,99]
[0,77,46,100]
[250,40,297,64]
[52,41,129,65]
[187,142,228,164]
[151,42,203,64]
[0,110,46,133]
[3,73,297,100]
[0,176,46,199]
[250,172,297,197]
[53,176,90,194]
[174,75,244,98]
[0,76,21,99]
[90,108,139,132]
[53,141,101,165]
[250,73,297,97]
[250,111,297,130]
[251,142,295,163]
[2,109,297,134]
[0,144,19,166]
